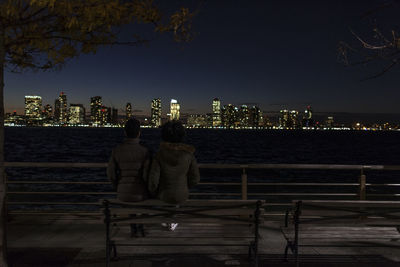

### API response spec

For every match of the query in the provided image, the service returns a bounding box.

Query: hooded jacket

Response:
[107,138,150,202]
[148,142,200,204]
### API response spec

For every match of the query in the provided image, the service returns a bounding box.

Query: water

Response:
[5,127,400,164]
[4,127,400,207]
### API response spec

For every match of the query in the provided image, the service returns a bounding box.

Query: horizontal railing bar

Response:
[5,162,400,170]
[6,192,241,196]
[5,162,107,168]
[198,182,241,185]
[6,181,400,187]
[248,193,358,196]
[367,184,400,186]
[199,164,390,170]
[367,194,400,196]
[8,211,103,216]
[189,193,241,196]
[7,181,400,187]
[248,183,360,186]
[8,202,101,205]
[6,181,111,184]
[5,181,240,186]
[7,192,116,195]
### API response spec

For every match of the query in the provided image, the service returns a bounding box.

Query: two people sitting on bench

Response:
[107,118,200,233]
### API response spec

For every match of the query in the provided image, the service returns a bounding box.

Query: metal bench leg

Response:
[111,241,118,261]
[103,200,111,267]
[284,242,290,262]
[248,242,253,260]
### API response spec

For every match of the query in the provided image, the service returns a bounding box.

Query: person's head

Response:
[125,118,141,138]
[161,120,186,143]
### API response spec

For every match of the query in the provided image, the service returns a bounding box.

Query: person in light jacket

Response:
[148,120,200,205]
[107,118,150,202]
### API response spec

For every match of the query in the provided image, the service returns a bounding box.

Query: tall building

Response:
[56,92,68,123]
[170,99,180,120]
[112,108,118,125]
[106,107,112,124]
[222,104,238,128]
[24,96,42,119]
[212,98,221,127]
[42,104,53,121]
[151,98,162,127]
[280,109,299,129]
[90,96,102,124]
[54,99,60,122]
[249,106,263,128]
[99,106,108,125]
[239,105,249,128]
[53,92,67,123]
[302,105,314,127]
[126,103,132,120]
[68,104,86,124]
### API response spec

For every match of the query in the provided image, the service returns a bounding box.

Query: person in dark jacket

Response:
[107,118,150,202]
[148,120,200,230]
[107,118,150,236]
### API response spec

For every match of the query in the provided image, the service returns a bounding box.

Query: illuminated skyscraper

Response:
[69,104,85,124]
[24,96,42,118]
[212,98,221,127]
[54,99,60,122]
[280,109,298,129]
[90,96,102,124]
[151,98,162,127]
[126,103,132,120]
[56,92,68,123]
[99,106,108,125]
[222,104,238,128]
[249,106,263,128]
[239,105,249,128]
[170,99,180,120]
[42,104,53,121]
[302,105,314,127]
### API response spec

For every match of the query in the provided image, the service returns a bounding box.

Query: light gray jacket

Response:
[107,138,150,202]
[148,142,200,204]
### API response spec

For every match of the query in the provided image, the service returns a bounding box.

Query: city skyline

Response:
[8,92,400,123]
[6,91,400,128]
[3,1,400,116]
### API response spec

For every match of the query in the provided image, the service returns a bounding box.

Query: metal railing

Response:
[4,162,400,216]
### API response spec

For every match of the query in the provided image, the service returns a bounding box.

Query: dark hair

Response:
[125,118,141,138]
[161,120,186,143]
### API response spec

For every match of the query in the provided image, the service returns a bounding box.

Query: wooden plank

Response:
[108,208,256,216]
[111,238,253,246]
[295,200,400,208]
[110,217,255,224]
[104,199,263,207]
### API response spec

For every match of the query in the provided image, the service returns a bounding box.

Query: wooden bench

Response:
[102,199,264,267]
[281,200,400,266]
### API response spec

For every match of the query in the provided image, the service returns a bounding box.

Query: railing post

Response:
[359,169,366,200]
[241,168,247,200]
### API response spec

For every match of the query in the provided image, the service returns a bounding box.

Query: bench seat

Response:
[102,199,264,267]
[282,200,400,266]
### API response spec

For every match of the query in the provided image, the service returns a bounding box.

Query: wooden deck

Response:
[6,217,400,266]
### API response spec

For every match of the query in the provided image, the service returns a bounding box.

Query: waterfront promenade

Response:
[5,162,400,266]
[7,219,400,266]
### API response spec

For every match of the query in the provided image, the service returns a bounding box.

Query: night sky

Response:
[4,0,400,116]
